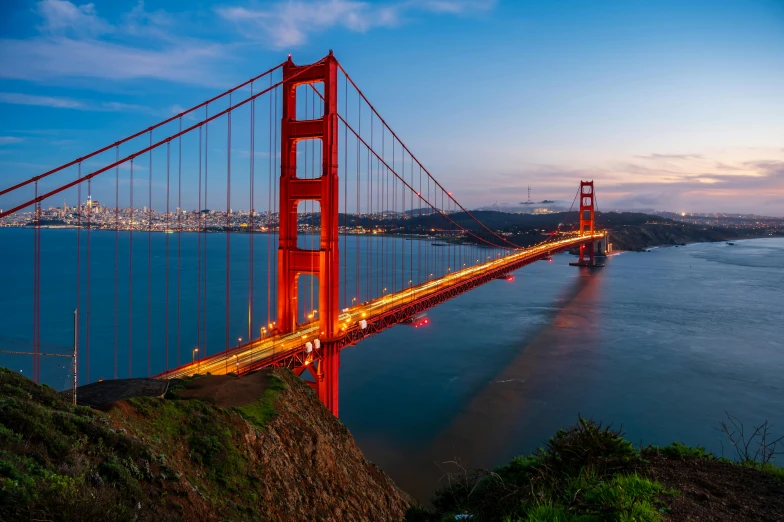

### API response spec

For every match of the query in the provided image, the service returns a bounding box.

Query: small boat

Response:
[726,242,735,246]
[431,242,447,247]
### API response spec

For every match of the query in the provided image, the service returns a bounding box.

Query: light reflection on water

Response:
[0,229,782,502]
[339,238,784,501]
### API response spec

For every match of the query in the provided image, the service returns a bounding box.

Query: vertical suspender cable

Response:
[267,76,272,330]
[86,176,91,382]
[273,85,278,332]
[408,156,419,297]
[249,83,255,342]
[197,124,202,362]
[204,105,209,358]
[76,165,81,382]
[33,182,39,383]
[311,88,316,320]
[165,141,170,373]
[343,74,348,310]
[369,114,373,299]
[226,93,232,364]
[392,141,396,291]
[418,165,422,285]
[308,88,314,321]
[128,159,133,377]
[402,149,406,297]
[177,117,182,367]
[356,91,360,303]
[114,146,119,379]
[147,131,152,376]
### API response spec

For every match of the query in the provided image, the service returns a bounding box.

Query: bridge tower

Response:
[569,180,601,267]
[278,52,341,415]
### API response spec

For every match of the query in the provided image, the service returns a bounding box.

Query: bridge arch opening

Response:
[295,138,324,180]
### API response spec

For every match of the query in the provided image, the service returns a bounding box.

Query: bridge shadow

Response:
[381,267,605,503]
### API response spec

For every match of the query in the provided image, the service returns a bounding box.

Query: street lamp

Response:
[192,348,199,373]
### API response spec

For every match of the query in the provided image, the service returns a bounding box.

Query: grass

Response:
[234,375,287,429]
[740,460,784,483]
[643,441,714,460]
[406,416,676,522]
[409,418,784,521]
[0,367,286,521]
[0,368,149,520]
[644,441,784,483]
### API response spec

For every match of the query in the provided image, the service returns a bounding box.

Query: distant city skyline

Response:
[1,1,782,216]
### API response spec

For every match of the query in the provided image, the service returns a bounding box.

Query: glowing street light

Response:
[192,348,199,373]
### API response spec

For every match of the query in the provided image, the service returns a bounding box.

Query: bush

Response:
[643,442,714,460]
[409,417,667,522]
[541,416,642,479]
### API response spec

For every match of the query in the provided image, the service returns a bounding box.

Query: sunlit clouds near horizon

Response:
[0,0,782,215]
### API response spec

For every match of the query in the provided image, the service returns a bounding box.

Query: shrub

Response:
[643,441,714,460]
[541,416,642,479]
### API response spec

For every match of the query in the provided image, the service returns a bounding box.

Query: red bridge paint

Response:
[1,51,604,419]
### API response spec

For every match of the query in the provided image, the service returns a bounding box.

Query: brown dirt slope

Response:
[649,454,784,521]
[0,367,410,522]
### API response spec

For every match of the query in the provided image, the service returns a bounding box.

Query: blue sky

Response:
[1,0,783,215]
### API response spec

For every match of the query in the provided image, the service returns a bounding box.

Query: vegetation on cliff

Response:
[0,367,410,521]
[405,417,784,522]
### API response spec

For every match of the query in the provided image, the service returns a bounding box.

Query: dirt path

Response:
[174,371,274,408]
[649,455,784,521]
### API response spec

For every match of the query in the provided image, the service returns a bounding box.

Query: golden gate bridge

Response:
[0,52,606,416]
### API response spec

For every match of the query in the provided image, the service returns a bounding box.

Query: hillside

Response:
[608,223,739,251]
[405,418,784,522]
[339,210,753,250]
[0,368,410,521]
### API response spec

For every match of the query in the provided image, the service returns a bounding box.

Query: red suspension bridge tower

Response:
[568,180,604,267]
[278,52,341,415]
[0,50,608,419]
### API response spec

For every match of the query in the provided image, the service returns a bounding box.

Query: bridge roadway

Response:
[156,233,605,380]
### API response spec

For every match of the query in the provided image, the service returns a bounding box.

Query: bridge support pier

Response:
[315,343,340,416]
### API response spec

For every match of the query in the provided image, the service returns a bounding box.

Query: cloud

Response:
[0,137,25,145]
[0,91,154,114]
[217,0,495,48]
[100,101,156,114]
[35,0,112,37]
[0,92,85,109]
[0,1,227,86]
[456,148,784,216]
[0,36,224,85]
[744,160,784,179]
[634,153,703,160]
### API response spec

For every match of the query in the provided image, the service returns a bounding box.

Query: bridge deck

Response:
[156,233,604,380]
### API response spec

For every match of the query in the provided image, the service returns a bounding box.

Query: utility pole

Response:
[73,308,78,405]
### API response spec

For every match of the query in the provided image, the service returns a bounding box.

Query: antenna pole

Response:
[73,308,78,405]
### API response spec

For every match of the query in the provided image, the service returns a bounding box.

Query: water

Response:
[338,238,784,499]
[1,229,782,501]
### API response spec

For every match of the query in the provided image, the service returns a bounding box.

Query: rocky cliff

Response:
[0,367,410,521]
